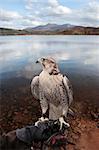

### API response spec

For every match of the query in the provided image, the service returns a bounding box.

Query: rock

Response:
[97,122,99,128]
[91,111,99,120]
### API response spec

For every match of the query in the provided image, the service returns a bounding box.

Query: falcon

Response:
[31,57,73,129]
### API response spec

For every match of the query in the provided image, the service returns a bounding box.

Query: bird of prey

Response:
[31,57,73,129]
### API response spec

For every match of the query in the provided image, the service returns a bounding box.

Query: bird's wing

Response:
[63,75,73,106]
[31,75,48,115]
[31,76,39,100]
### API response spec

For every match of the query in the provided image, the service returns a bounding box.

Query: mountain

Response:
[0,24,99,35]
[25,23,74,32]
[24,24,99,35]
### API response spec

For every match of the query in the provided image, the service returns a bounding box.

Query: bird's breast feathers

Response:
[38,71,71,106]
[39,71,67,102]
[39,71,63,89]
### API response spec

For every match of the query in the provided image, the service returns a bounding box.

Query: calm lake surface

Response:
[0,35,99,106]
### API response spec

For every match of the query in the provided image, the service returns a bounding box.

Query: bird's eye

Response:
[42,58,45,61]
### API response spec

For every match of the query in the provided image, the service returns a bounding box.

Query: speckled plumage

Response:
[31,58,73,120]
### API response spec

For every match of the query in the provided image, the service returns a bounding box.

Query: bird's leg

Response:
[68,108,75,117]
[39,107,49,121]
[58,107,70,130]
[35,113,49,126]
[59,115,70,130]
[35,116,49,126]
[40,99,49,119]
[39,113,49,121]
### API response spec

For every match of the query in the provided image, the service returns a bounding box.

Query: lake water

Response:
[0,35,99,79]
[0,35,99,106]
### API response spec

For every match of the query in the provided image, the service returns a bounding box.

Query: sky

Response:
[0,0,99,29]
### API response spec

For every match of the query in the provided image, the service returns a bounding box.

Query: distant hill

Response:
[0,28,28,35]
[0,24,99,35]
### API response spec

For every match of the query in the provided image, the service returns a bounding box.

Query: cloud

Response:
[74,1,99,26]
[19,18,43,27]
[25,0,72,24]
[24,0,99,27]
[0,0,99,28]
[0,8,25,28]
[85,1,99,20]
[47,0,72,15]
[0,8,42,28]
[0,8,23,21]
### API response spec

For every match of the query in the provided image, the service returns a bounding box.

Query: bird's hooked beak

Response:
[35,58,41,63]
[36,58,45,64]
[36,60,39,63]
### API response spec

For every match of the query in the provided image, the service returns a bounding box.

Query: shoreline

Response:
[0,34,99,36]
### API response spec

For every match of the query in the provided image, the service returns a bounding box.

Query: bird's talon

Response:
[35,120,40,126]
[59,117,70,130]
[35,117,49,126]
[65,122,70,127]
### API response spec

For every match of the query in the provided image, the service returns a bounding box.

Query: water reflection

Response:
[0,35,99,80]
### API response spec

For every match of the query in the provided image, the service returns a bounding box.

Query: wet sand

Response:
[0,74,99,149]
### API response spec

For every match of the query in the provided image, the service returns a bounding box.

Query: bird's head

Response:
[36,57,60,75]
